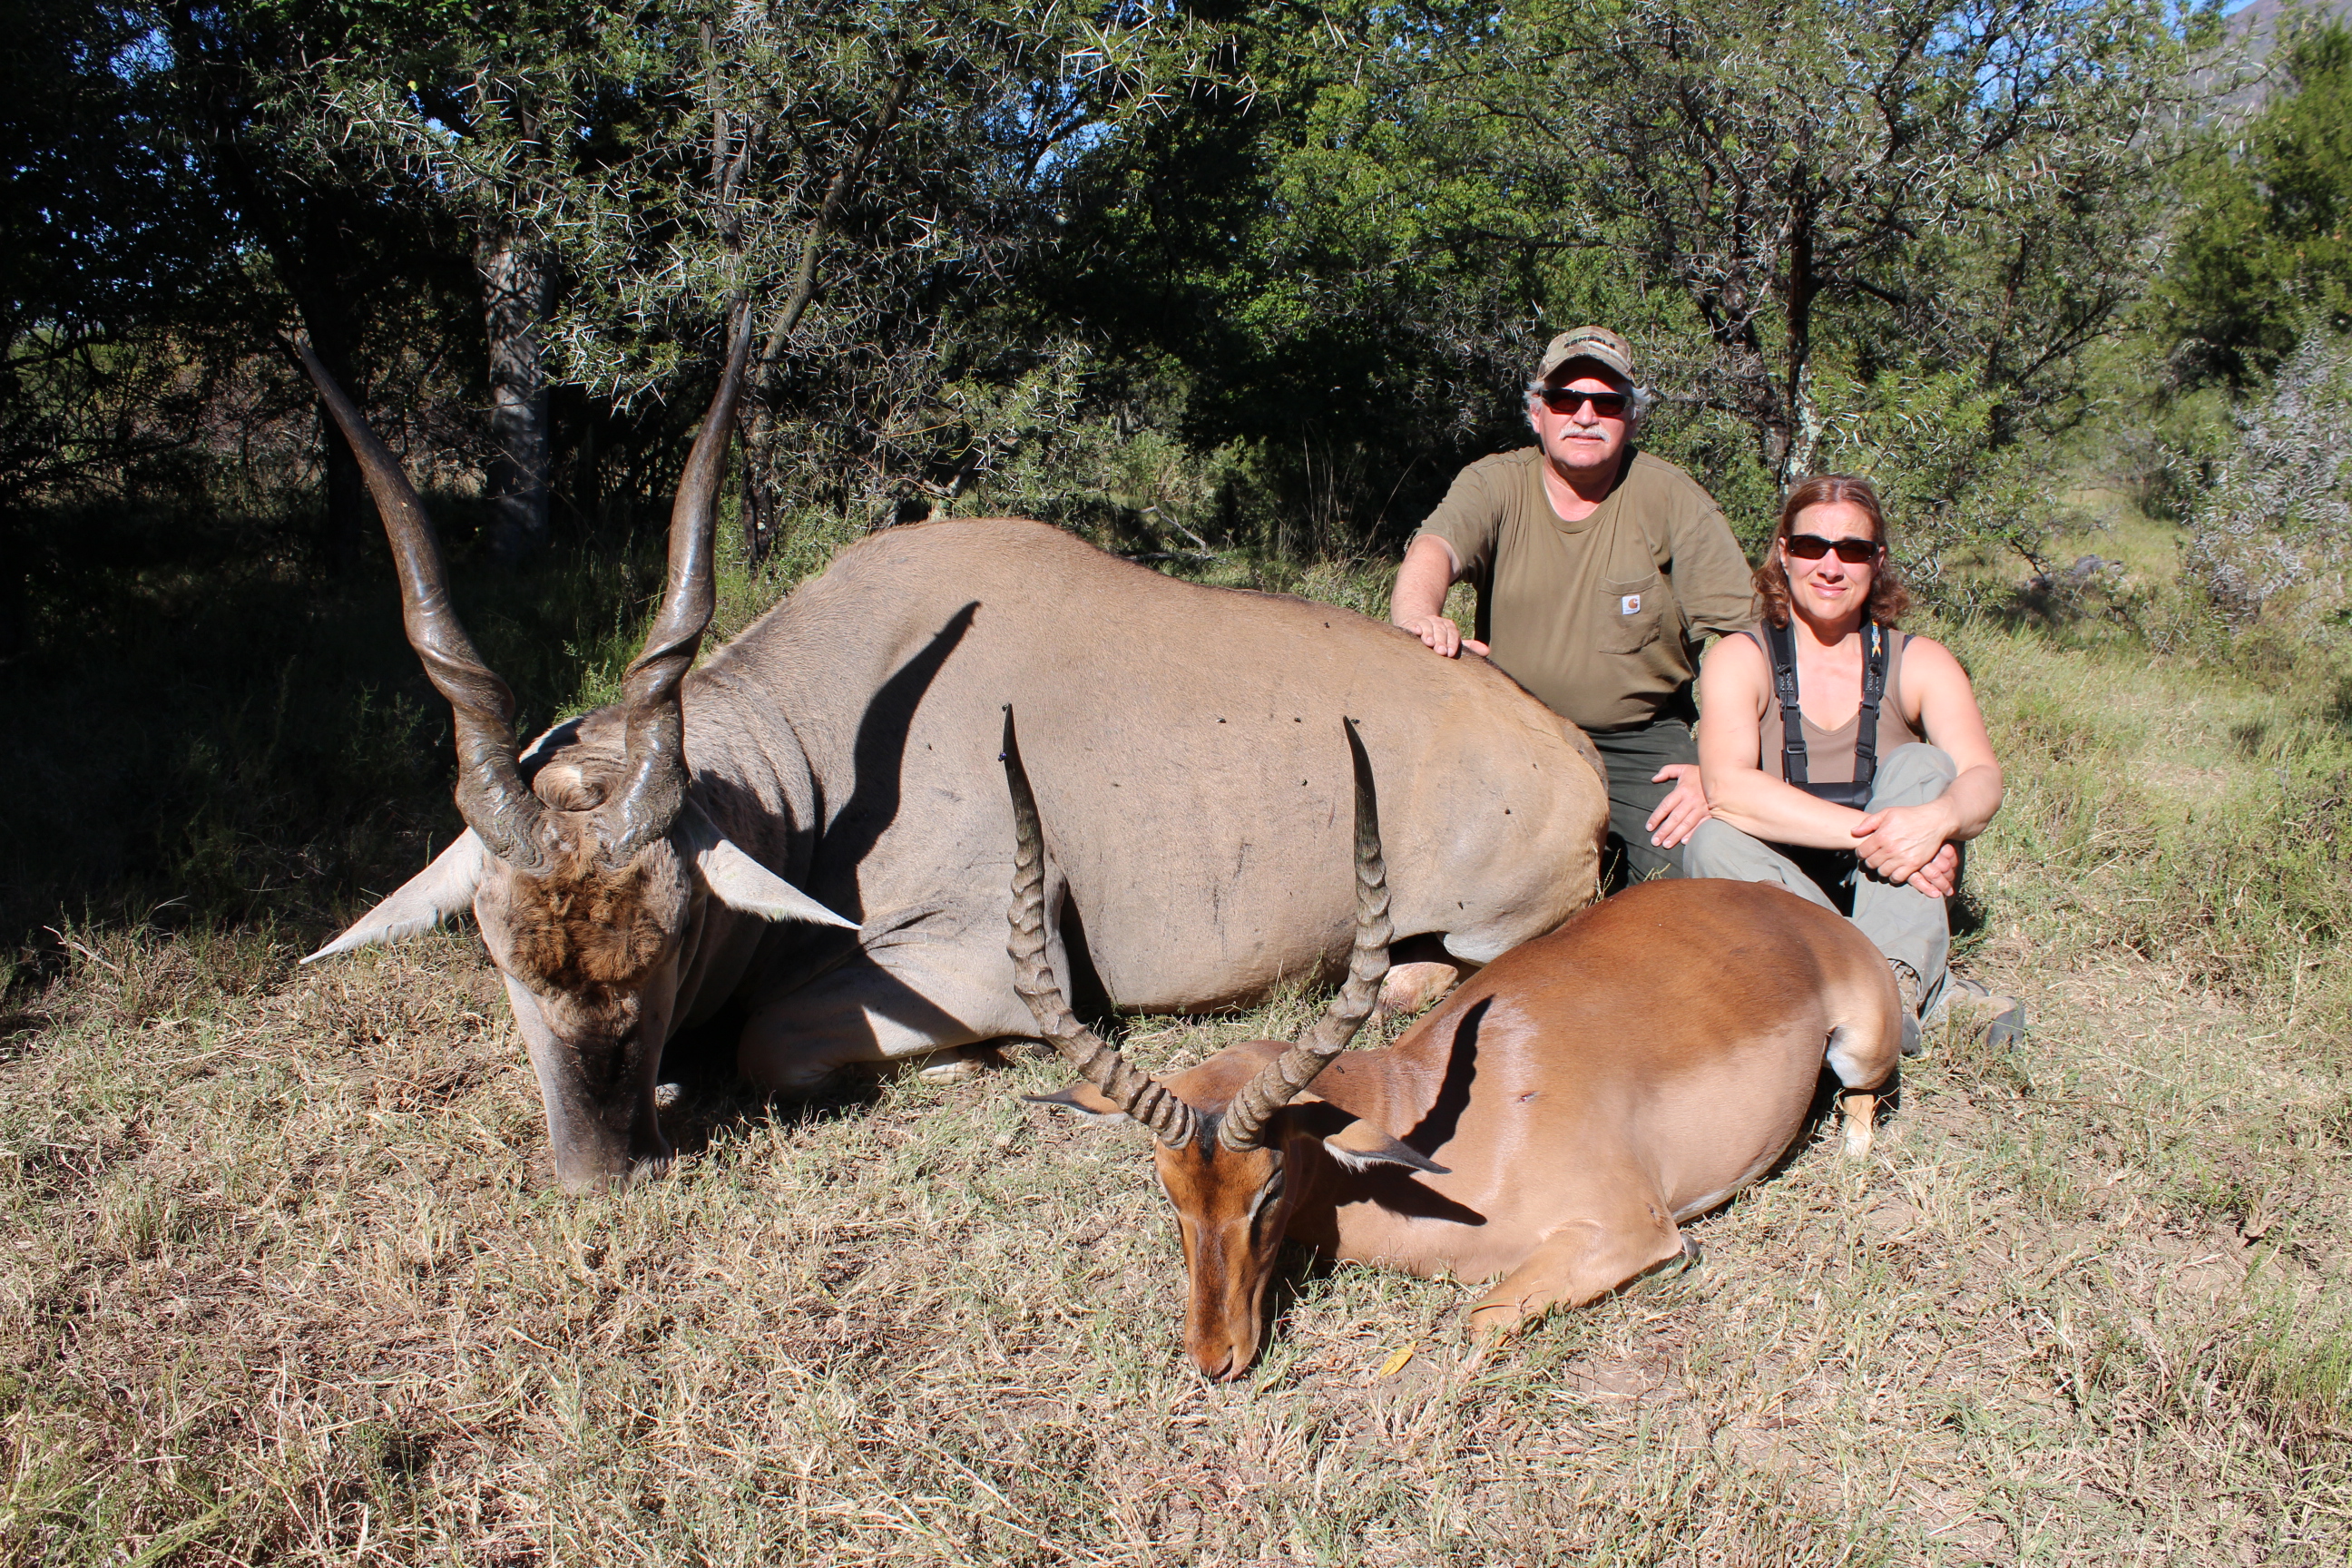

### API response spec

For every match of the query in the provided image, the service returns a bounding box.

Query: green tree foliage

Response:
[1037,4,1571,552]
[0,0,240,649]
[307,1,1252,555]
[0,0,2227,588]
[279,0,662,564]
[1048,0,2182,554]
[155,0,485,564]
[3,1,202,498]
[1483,0,2177,483]
[2161,21,2352,387]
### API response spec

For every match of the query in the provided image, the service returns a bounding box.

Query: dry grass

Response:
[7,917,2349,1564]
[5,548,2352,1563]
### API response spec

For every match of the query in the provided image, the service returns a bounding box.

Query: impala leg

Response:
[1375,960,1462,1023]
[1839,1091,1879,1159]
[1825,1018,1898,1161]
[1465,1201,1689,1347]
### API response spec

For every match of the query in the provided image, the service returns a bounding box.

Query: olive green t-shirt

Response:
[1412,447,1754,732]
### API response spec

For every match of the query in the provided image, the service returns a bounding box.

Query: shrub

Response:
[2178,331,2352,641]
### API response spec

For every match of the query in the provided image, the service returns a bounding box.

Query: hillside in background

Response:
[2199,0,2352,113]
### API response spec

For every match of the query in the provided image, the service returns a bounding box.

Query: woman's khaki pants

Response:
[1683,743,1957,1023]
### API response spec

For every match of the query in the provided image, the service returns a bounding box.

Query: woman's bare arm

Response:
[1848,636,2003,881]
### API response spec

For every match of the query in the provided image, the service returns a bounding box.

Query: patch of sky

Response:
[114,23,173,81]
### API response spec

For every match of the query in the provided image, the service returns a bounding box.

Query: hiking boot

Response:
[1943,971,2026,1049]
[1889,959,1924,1057]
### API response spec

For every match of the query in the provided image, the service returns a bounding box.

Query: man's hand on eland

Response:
[1398,613,1487,658]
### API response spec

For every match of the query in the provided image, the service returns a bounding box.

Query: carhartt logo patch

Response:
[1620,593,1642,616]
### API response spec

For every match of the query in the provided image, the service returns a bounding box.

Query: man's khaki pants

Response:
[1587,713,1698,890]
[1682,743,1957,1021]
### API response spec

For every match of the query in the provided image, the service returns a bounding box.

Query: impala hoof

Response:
[1465,1302,1518,1338]
[1459,1320,1512,1376]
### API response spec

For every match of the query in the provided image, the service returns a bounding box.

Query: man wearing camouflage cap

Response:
[1390,326,1753,887]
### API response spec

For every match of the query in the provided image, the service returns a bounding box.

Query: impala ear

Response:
[304,831,489,963]
[678,804,858,929]
[1024,1081,1127,1121]
[1321,1117,1449,1176]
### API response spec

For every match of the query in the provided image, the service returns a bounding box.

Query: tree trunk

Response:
[740,442,781,566]
[1781,180,1819,485]
[738,59,920,568]
[479,223,553,564]
[1757,397,1794,485]
[0,523,24,662]
[324,418,369,567]
[300,299,375,573]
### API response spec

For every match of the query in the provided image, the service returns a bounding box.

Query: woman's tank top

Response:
[1737,622,1919,785]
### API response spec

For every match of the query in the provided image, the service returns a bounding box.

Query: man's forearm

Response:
[1389,535,1459,624]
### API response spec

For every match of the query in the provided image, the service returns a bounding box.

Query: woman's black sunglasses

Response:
[1782,533,1878,564]
[1536,387,1631,416]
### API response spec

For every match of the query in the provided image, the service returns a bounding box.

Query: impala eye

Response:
[1247,1166,1285,1226]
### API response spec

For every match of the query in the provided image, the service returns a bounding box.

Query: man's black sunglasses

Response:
[1782,533,1878,564]
[1536,387,1631,416]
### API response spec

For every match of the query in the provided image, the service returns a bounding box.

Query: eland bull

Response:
[293,315,1610,1192]
[1004,714,1900,1379]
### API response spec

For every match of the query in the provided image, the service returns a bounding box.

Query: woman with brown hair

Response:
[1689,475,2014,1053]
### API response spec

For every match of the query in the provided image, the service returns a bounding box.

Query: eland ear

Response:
[679,804,858,929]
[1024,1080,1127,1122]
[304,831,489,963]
[1322,1118,1449,1175]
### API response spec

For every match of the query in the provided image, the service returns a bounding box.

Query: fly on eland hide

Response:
[296,313,1610,1191]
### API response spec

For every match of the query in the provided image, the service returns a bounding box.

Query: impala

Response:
[1004,711,1901,1378]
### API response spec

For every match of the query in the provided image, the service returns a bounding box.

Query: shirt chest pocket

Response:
[1597,573,1664,655]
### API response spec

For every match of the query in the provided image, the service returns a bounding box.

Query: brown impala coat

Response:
[1286,882,1899,1289]
[299,331,1609,1192]
[1007,725,1898,1378]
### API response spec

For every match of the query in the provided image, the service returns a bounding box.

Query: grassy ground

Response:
[4,516,2350,1563]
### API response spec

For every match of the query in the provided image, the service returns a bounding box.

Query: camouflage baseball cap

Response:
[1536,325,1635,384]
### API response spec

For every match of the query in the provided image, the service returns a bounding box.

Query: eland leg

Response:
[738,949,1034,1095]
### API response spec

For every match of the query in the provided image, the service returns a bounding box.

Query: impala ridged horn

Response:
[1219,720,1393,1152]
[603,303,757,867]
[1002,708,1200,1148]
[291,339,555,874]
